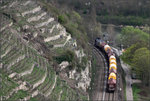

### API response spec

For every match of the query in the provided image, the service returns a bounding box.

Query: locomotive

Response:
[95,38,117,92]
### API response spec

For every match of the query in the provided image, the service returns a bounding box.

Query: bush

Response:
[132,84,141,101]
[58,15,67,24]
[121,26,149,48]
[72,11,81,21]
[54,50,75,64]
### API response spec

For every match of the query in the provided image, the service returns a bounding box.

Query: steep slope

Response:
[0,0,91,100]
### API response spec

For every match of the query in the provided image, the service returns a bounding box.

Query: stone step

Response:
[1,46,12,58]
[40,75,55,94]
[8,0,18,8]
[1,28,12,38]
[0,15,12,32]
[22,67,46,86]
[32,71,47,89]
[38,77,49,91]
[38,57,47,69]
[27,11,47,23]
[34,17,54,28]
[2,47,21,61]
[1,41,11,54]
[18,63,35,77]
[10,1,38,15]
[47,35,68,45]
[0,22,13,32]
[6,54,26,70]
[15,61,33,73]
[0,72,19,98]
[21,6,41,17]
[44,75,57,97]
[38,69,55,93]
[10,58,28,72]
[29,70,46,85]
[40,23,64,38]
[2,34,13,43]
[22,66,39,81]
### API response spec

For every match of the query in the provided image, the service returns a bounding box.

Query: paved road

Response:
[112,47,133,100]
[121,60,133,101]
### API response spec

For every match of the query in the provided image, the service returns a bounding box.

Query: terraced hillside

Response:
[0,0,90,100]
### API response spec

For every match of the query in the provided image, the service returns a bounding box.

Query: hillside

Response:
[0,0,91,100]
[1,0,149,101]
[53,0,150,25]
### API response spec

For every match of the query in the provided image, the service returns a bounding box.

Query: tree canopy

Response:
[121,26,149,48]
[121,27,150,87]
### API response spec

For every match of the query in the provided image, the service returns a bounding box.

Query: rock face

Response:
[76,61,91,92]
[0,0,91,100]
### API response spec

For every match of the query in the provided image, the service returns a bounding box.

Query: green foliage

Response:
[122,46,150,86]
[67,21,78,29]
[72,11,81,22]
[57,11,88,51]
[67,62,76,70]
[82,56,88,66]
[0,72,18,96]
[132,84,141,101]
[132,48,150,85]
[121,27,150,87]
[76,62,86,72]
[121,43,142,64]
[29,97,38,101]
[97,15,150,26]
[38,0,59,16]
[58,15,67,24]
[96,9,108,16]
[121,26,149,48]
[54,50,75,64]
[8,90,29,100]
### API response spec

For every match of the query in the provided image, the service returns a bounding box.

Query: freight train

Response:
[94,38,117,92]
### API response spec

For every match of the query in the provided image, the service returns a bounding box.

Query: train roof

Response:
[110,59,116,63]
[108,72,116,80]
[104,44,110,48]
[109,55,116,59]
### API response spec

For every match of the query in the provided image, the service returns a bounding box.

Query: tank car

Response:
[109,63,117,73]
[109,55,116,61]
[104,45,111,54]
[107,72,117,92]
[110,59,117,65]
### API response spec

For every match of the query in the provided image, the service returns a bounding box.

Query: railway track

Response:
[91,45,123,101]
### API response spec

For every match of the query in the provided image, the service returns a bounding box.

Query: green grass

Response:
[8,90,29,100]
[22,66,45,84]
[124,80,127,101]
[29,97,38,101]
[0,72,18,97]
[80,95,88,100]
[49,78,62,100]
[132,84,141,101]
[11,58,28,71]
[89,54,97,98]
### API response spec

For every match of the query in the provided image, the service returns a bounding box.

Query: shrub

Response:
[72,11,81,22]
[54,50,75,64]
[58,15,67,24]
